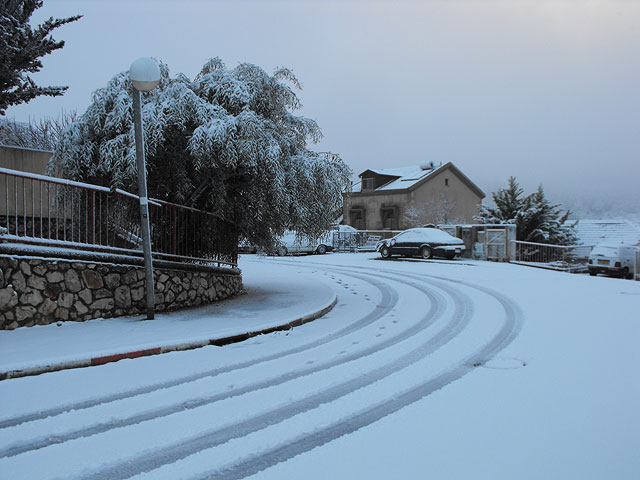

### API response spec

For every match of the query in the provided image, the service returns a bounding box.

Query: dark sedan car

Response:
[376,227,465,260]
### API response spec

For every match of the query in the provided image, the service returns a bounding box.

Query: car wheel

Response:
[420,246,433,259]
[380,246,391,258]
[622,267,631,279]
[277,246,287,256]
[316,244,327,255]
[589,270,597,276]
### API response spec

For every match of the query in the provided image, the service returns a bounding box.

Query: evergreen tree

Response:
[475,177,576,244]
[520,186,576,244]
[475,176,523,223]
[0,1,81,115]
[51,58,352,253]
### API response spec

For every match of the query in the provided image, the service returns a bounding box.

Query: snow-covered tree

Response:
[402,195,463,228]
[519,186,576,245]
[475,177,576,244]
[475,177,523,225]
[0,111,76,149]
[0,1,81,115]
[51,58,352,255]
[402,203,429,228]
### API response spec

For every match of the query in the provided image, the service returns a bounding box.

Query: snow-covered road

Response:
[1,254,638,479]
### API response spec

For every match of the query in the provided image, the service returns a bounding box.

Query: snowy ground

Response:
[1,253,638,479]
[0,265,336,373]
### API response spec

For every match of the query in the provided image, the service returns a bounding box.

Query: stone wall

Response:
[0,255,243,330]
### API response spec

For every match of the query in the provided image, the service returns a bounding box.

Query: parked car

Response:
[588,243,638,279]
[275,230,332,256]
[376,227,464,260]
[238,239,258,254]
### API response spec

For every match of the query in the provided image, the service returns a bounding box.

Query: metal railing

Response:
[0,167,236,267]
[332,230,402,252]
[510,240,593,273]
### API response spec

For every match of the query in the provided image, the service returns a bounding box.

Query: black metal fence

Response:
[0,167,236,267]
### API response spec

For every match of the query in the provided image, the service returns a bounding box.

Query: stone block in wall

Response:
[22,288,43,307]
[12,271,26,292]
[90,298,115,311]
[39,298,57,316]
[131,286,144,302]
[114,286,131,308]
[46,271,64,283]
[58,292,74,308]
[20,262,31,276]
[0,287,18,309]
[27,275,47,290]
[104,273,120,289]
[78,288,92,304]
[82,270,103,289]
[64,269,82,292]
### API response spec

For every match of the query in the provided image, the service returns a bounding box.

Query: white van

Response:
[588,243,639,279]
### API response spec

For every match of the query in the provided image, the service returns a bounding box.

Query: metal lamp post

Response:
[129,57,160,320]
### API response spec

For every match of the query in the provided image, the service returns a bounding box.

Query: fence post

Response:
[90,191,95,245]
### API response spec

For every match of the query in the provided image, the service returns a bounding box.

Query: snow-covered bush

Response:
[51,58,351,253]
[0,113,77,150]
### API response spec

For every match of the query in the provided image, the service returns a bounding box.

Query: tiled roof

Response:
[568,219,640,246]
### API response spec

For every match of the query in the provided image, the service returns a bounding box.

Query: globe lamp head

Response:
[129,57,160,92]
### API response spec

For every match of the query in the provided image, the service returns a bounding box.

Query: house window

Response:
[350,207,366,230]
[362,178,375,190]
[445,178,449,186]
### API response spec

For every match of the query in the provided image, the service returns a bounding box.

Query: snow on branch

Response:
[51,57,352,251]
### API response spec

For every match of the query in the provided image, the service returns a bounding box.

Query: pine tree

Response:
[0,1,81,115]
[475,176,523,223]
[51,58,352,253]
[520,186,576,244]
[475,177,576,245]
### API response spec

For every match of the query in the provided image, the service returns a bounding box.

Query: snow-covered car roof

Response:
[393,228,464,245]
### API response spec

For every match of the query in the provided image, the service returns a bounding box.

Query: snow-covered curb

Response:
[0,295,336,380]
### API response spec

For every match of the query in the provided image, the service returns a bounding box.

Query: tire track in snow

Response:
[186,272,524,480]
[0,270,440,459]
[64,274,472,480]
[0,269,397,430]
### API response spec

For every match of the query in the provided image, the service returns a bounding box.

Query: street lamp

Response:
[130,57,160,319]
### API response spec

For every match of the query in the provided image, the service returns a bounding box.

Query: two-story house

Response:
[343,161,485,230]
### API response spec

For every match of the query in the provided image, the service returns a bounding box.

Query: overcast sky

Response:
[6,0,640,218]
